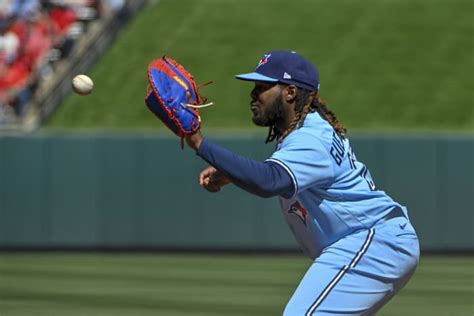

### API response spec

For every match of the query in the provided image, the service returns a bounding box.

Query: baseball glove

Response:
[145,56,212,146]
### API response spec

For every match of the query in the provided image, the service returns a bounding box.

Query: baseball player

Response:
[184,51,420,315]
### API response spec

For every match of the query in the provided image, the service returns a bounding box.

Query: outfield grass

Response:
[45,0,473,131]
[0,254,472,315]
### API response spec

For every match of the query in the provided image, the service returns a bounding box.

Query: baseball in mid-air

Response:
[72,74,94,95]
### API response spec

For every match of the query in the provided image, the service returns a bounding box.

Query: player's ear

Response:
[284,85,297,103]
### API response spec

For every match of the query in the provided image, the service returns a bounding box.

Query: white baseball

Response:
[72,74,94,95]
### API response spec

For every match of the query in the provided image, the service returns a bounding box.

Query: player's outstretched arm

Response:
[185,131,230,192]
[184,131,294,198]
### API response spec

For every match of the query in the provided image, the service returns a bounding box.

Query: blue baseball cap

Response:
[235,50,320,92]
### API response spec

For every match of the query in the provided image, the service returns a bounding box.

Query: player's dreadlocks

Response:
[265,89,347,143]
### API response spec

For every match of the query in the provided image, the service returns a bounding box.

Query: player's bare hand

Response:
[199,166,231,192]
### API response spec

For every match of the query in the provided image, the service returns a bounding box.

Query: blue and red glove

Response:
[145,56,212,143]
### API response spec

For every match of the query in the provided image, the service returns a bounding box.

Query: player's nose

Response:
[250,86,259,100]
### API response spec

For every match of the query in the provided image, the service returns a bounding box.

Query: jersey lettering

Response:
[348,147,376,191]
[330,131,345,166]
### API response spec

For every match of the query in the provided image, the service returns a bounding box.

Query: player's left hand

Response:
[184,130,203,151]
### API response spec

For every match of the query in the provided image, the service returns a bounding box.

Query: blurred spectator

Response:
[10,10,53,70]
[0,25,20,64]
[0,1,14,30]
[10,0,41,21]
[0,0,119,125]
[102,0,125,14]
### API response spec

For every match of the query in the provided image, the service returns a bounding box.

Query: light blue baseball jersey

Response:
[266,112,406,259]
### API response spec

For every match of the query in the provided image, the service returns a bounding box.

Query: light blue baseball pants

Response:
[284,216,420,315]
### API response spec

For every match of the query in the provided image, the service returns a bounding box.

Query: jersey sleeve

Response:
[266,131,334,195]
[196,138,295,198]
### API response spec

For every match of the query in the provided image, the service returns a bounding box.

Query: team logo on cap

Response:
[288,201,308,226]
[256,53,271,68]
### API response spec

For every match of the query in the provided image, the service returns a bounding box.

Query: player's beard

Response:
[252,94,285,127]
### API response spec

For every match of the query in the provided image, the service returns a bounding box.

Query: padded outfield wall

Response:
[0,133,472,252]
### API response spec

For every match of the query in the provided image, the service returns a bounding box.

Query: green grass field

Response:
[0,254,472,315]
[45,0,474,131]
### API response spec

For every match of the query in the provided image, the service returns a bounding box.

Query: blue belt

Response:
[383,206,405,221]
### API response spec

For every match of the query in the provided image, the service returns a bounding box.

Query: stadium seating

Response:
[0,0,124,125]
